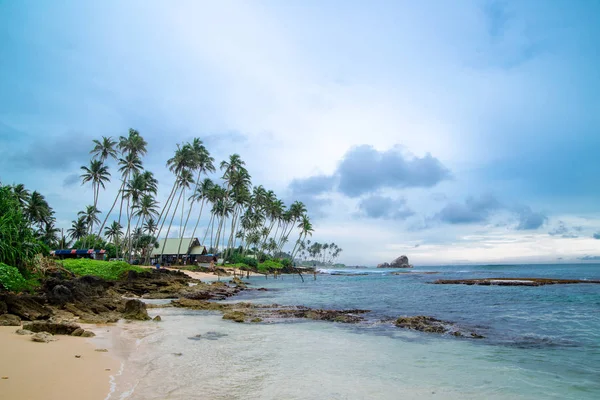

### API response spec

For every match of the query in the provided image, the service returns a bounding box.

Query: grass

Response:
[58,259,145,281]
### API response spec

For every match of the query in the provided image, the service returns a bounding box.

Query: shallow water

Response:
[106,263,600,399]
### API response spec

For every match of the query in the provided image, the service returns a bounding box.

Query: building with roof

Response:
[51,249,106,260]
[151,237,207,265]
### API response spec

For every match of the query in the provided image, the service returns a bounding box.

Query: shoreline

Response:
[0,325,119,400]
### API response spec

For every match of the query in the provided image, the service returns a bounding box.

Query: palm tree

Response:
[11,184,30,208]
[176,140,215,259]
[185,178,213,253]
[291,214,313,260]
[37,221,60,248]
[90,136,118,163]
[26,191,52,228]
[155,143,195,253]
[78,205,101,248]
[80,159,111,236]
[159,168,194,262]
[68,217,87,243]
[214,154,246,256]
[95,129,146,243]
[104,221,123,245]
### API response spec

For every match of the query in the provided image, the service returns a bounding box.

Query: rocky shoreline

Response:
[0,269,487,341]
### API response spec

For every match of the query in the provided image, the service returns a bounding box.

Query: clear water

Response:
[102,264,600,399]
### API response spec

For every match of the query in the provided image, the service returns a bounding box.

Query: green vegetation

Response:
[58,259,145,281]
[257,260,284,273]
[0,184,51,273]
[0,263,28,292]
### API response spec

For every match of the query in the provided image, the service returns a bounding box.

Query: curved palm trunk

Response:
[97,179,126,239]
[202,212,215,251]
[155,182,179,252]
[160,187,184,263]
[189,199,206,248]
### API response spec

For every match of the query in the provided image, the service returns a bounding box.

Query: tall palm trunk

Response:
[160,187,184,262]
[189,199,206,248]
[155,182,179,252]
[97,179,126,238]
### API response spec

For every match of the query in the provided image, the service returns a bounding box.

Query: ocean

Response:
[99,264,600,399]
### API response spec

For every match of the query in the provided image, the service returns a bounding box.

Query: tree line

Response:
[70,129,317,264]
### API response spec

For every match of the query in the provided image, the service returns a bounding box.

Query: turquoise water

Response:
[104,264,600,399]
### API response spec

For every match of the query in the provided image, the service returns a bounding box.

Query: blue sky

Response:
[1,0,599,265]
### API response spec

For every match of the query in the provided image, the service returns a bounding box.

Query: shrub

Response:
[58,259,145,281]
[0,263,28,292]
[257,259,284,273]
[281,258,292,268]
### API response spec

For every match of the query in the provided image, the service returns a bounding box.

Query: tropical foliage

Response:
[58,259,144,281]
[0,183,51,272]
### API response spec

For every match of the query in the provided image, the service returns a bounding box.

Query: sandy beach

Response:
[0,326,119,400]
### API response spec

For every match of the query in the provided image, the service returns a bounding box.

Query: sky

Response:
[1,0,599,265]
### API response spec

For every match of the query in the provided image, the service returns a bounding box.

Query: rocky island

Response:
[377,255,413,268]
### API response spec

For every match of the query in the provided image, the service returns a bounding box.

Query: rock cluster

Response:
[394,315,485,338]
[377,255,413,268]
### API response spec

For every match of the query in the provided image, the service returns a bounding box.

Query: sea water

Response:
[102,264,600,399]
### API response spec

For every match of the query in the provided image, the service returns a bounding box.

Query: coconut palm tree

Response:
[90,136,118,163]
[159,168,194,262]
[37,220,60,248]
[291,214,313,260]
[80,159,111,236]
[95,129,146,242]
[176,141,215,259]
[155,143,195,250]
[26,191,52,228]
[11,184,30,208]
[68,217,87,243]
[104,221,123,245]
[186,178,214,252]
[77,205,101,248]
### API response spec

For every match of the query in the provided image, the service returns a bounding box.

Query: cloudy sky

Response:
[1,0,599,265]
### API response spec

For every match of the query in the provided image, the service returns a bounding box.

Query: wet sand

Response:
[0,326,118,400]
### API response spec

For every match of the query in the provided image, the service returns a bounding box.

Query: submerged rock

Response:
[395,316,448,333]
[153,315,162,322]
[122,299,150,320]
[0,314,21,326]
[222,311,247,323]
[81,330,96,337]
[433,278,600,286]
[394,315,485,339]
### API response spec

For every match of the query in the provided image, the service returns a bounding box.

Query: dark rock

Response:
[395,316,448,333]
[23,321,82,335]
[81,330,95,337]
[0,314,21,326]
[153,315,162,322]
[31,332,55,343]
[122,299,150,320]
[250,318,263,323]
[433,278,600,286]
[71,328,85,336]
[0,294,52,320]
[377,255,413,268]
[0,300,7,315]
[95,348,108,352]
[51,285,73,304]
[15,329,33,335]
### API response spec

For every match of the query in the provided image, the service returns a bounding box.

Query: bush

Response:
[257,259,284,273]
[0,263,28,292]
[58,259,145,281]
[281,258,292,268]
